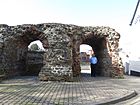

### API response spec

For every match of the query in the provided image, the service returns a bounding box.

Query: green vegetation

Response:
[29,43,40,51]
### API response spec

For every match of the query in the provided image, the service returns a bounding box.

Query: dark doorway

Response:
[23,40,45,76]
[82,36,111,76]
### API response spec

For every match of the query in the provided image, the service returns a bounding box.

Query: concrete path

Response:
[0,74,137,105]
[114,76,140,105]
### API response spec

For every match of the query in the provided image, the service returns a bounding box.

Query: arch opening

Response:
[80,44,93,75]
[10,27,49,77]
[21,40,45,76]
[81,36,112,76]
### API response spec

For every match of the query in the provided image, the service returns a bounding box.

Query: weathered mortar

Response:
[0,23,124,81]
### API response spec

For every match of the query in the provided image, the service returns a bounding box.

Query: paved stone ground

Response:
[113,76,140,105]
[0,74,136,105]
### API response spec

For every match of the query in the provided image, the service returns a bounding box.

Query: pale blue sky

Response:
[0,0,140,57]
[0,0,137,26]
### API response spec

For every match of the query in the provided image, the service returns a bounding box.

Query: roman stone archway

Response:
[72,26,124,78]
[0,23,124,81]
[0,25,49,77]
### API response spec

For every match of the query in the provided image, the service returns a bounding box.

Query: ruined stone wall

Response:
[0,23,124,81]
[0,26,22,76]
[38,24,73,81]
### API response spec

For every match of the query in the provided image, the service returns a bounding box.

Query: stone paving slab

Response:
[0,75,136,105]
